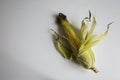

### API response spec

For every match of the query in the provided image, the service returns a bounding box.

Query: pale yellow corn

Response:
[51,11,111,73]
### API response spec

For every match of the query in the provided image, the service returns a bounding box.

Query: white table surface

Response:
[0,0,120,80]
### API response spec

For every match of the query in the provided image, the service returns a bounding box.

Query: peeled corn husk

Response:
[51,12,111,73]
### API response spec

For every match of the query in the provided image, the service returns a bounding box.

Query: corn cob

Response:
[51,12,111,73]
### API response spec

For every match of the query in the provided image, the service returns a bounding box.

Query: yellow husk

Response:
[52,12,111,73]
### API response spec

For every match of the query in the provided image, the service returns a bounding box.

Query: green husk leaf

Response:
[85,16,96,42]
[77,49,94,69]
[55,39,73,60]
[85,24,110,49]
[79,20,88,41]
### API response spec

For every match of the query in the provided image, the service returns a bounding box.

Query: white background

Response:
[0,0,120,80]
